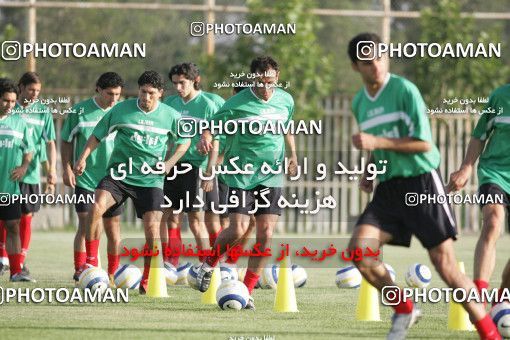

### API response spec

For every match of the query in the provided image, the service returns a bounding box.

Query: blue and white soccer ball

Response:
[384,263,396,283]
[187,264,201,290]
[163,262,178,286]
[291,264,307,288]
[335,265,362,288]
[113,264,142,289]
[79,265,109,293]
[220,264,239,281]
[216,280,250,310]
[175,262,192,285]
[260,264,279,289]
[405,263,432,288]
[491,302,510,338]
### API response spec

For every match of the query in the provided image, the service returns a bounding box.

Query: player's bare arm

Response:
[352,132,431,153]
[447,138,485,192]
[11,151,33,181]
[284,133,298,177]
[61,141,76,188]
[359,154,375,194]
[46,140,57,185]
[74,135,100,176]
[164,139,191,174]
[201,139,220,192]
[197,129,213,154]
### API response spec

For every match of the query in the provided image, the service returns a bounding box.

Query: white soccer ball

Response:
[79,265,109,293]
[216,280,250,310]
[491,302,510,338]
[384,263,396,282]
[335,265,362,288]
[292,264,307,288]
[163,262,178,286]
[260,264,279,289]
[405,263,432,288]
[175,262,192,285]
[113,264,142,289]
[220,264,239,281]
[187,264,201,290]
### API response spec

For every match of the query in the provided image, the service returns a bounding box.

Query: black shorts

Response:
[74,186,124,218]
[478,183,510,207]
[218,179,229,218]
[96,176,163,219]
[356,169,457,249]
[478,183,510,231]
[19,182,40,214]
[0,197,21,221]
[163,162,219,213]
[227,186,282,216]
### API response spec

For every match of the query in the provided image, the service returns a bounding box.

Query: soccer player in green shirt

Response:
[347,33,500,340]
[61,72,125,282]
[201,83,256,269]
[162,63,222,268]
[195,56,298,310]
[0,78,35,282]
[11,72,57,275]
[74,71,190,294]
[448,84,510,298]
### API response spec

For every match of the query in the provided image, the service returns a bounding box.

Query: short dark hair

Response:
[0,78,18,98]
[250,56,279,74]
[137,71,164,90]
[348,32,382,63]
[18,71,41,87]
[168,63,201,90]
[233,78,250,94]
[96,72,124,91]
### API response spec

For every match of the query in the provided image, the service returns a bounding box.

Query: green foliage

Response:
[203,0,334,119]
[0,24,18,78]
[414,0,509,106]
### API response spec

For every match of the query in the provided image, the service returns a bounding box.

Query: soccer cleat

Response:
[139,278,148,295]
[73,264,91,283]
[196,263,213,293]
[245,296,255,310]
[387,306,422,340]
[21,264,30,276]
[10,272,36,283]
[0,263,8,276]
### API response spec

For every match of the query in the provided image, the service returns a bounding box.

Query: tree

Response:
[414,0,509,106]
[0,24,17,78]
[203,0,334,119]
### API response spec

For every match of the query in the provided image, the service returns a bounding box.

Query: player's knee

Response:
[481,211,503,239]
[429,252,456,284]
[4,221,19,234]
[256,228,273,244]
[91,201,108,217]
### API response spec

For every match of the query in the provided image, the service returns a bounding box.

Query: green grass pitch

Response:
[0,231,507,339]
